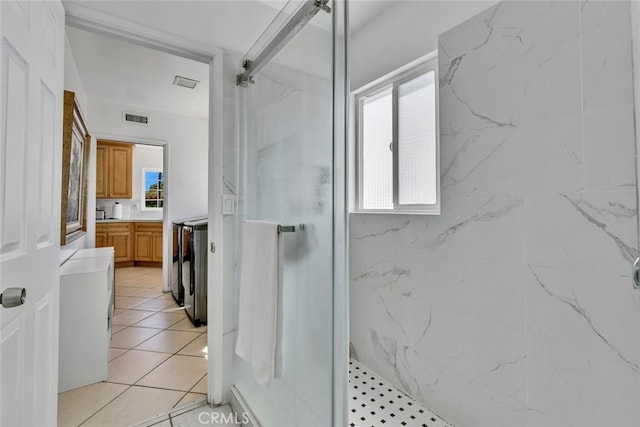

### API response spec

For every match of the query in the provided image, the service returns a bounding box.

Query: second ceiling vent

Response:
[173,75,199,89]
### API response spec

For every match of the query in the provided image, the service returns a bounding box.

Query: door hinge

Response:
[210,242,216,253]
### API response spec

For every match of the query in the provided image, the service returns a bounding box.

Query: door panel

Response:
[41,5,58,70]
[152,233,163,263]
[0,41,28,257]
[109,144,132,198]
[0,2,64,426]
[33,293,55,420]
[135,232,153,261]
[1,314,25,427]
[110,232,132,262]
[95,231,107,248]
[36,84,56,246]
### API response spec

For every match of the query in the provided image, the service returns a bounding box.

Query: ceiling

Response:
[66,26,210,118]
[64,0,396,118]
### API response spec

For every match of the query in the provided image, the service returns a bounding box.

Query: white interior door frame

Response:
[64,3,226,405]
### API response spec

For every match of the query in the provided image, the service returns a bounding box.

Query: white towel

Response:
[235,220,284,387]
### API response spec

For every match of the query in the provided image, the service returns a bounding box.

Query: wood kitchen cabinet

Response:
[95,222,133,266]
[96,140,133,199]
[134,222,163,265]
[95,143,108,198]
[95,227,107,248]
[96,221,162,267]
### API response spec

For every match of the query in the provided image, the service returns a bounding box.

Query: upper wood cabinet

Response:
[96,140,132,199]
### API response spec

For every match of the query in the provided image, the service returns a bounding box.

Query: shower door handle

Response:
[633,258,640,289]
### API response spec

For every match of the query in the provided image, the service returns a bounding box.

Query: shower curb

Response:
[230,385,261,427]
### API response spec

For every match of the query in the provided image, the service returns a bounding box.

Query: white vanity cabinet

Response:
[58,248,114,393]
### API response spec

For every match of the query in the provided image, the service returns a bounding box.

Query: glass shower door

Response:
[234,1,347,426]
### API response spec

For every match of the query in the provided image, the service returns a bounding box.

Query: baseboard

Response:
[114,261,162,268]
[134,261,162,268]
[230,385,261,427]
[114,261,134,268]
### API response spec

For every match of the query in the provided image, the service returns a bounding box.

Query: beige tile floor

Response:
[58,267,209,427]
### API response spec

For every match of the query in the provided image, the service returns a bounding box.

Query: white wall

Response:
[64,34,88,114]
[350,1,496,90]
[61,32,92,263]
[84,136,97,249]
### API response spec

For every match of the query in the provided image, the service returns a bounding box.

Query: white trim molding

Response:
[63,2,216,63]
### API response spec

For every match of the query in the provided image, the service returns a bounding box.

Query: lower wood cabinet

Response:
[96,221,163,267]
[133,222,163,263]
[95,229,107,248]
[95,222,132,265]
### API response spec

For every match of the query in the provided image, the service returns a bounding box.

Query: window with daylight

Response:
[355,56,440,214]
[143,168,164,210]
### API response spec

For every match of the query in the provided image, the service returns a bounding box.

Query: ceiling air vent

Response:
[173,75,199,89]
[123,112,149,125]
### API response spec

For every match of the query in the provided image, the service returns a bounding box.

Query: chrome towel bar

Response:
[278,224,304,233]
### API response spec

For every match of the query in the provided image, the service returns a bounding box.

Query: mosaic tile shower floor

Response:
[349,359,453,427]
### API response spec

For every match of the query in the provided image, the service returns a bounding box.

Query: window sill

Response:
[350,209,440,216]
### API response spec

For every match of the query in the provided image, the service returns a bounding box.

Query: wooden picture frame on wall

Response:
[60,90,91,246]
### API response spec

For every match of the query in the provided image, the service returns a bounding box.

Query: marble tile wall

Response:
[349,2,640,426]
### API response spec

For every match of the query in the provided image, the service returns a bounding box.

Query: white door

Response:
[0,1,65,426]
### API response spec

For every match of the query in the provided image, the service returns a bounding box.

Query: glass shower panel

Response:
[235,5,335,427]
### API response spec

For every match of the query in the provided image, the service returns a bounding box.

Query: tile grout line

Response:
[111,326,165,349]
[122,348,205,358]
[186,372,208,395]
[131,314,191,331]
[108,346,132,363]
[128,383,197,394]
[130,327,202,354]
[130,334,206,390]
[77,384,133,427]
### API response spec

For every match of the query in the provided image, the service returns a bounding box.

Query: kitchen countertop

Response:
[96,219,163,223]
